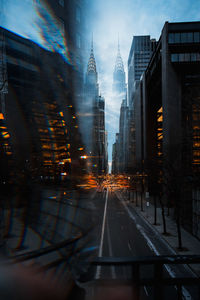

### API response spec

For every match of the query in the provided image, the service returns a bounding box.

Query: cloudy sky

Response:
[1,0,200,169]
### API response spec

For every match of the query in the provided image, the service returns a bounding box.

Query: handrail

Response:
[91,255,200,265]
[5,234,82,263]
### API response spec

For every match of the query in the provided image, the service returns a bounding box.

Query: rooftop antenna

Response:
[91,32,94,52]
[118,33,120,53]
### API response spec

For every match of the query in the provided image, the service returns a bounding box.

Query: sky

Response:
[1,0,200,170]
[89,0,200,169]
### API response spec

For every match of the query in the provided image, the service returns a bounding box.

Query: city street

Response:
[86,188,198,300]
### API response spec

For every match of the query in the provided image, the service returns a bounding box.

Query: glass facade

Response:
[169,31,200,44]
[130,36,155,82]
[171,52,200,62]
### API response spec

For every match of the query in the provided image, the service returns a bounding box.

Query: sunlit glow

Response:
[80,156,87,159]
[0,113,4,120]
[2,132,10,139]
[61,172,67,176]
[65,158,71,163]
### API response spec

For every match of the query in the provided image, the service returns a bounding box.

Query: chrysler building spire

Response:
[114,38,125,73]
[113,39,126,96]
[87,37,97,76]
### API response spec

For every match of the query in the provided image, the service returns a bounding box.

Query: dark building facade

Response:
[0,1,93,256]
[118,99,129,173]
[0,27,86,186]
[127,35,156,173]
[112,133,120,174]
[0,0,91,188]
[134,21,200,237]
[93,95,108,175]
[128,36,156,107]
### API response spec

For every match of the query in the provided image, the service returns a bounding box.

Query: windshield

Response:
[0,1,200,299]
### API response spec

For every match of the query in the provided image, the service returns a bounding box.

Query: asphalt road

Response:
[86,189,198,300]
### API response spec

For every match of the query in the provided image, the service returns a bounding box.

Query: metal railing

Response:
[2,245,200,299]
[87,255,200,300]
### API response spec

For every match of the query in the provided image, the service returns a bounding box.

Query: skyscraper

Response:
[85,39,99,106]
[128,35,156,106]
[83,40,107,175]
[112,41,128,174]
[127,35,156,172]
[113,41,126,98]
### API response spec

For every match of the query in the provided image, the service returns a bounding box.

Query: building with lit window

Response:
[134,21,200,237]
[0,0,90,188]
[0,24,87,187]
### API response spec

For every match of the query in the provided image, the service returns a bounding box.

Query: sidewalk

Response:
[121,191,200,275]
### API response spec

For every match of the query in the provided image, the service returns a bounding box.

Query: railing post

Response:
[154,263,163,300]
[132,263,140,300]
[177,284,182,300]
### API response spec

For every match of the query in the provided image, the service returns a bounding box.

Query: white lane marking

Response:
[106,219,116,279]
[116,192,192,300]
[164,265,192,300]
[95,189,109,279]
[144,286,149,296]
[136,224,159,255]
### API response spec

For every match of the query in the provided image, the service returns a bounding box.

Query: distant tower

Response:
[85,37,99,104]
[82,38,99,153]
[83,38,107,175]
[112,39,128,174]
[113,39,126,99]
